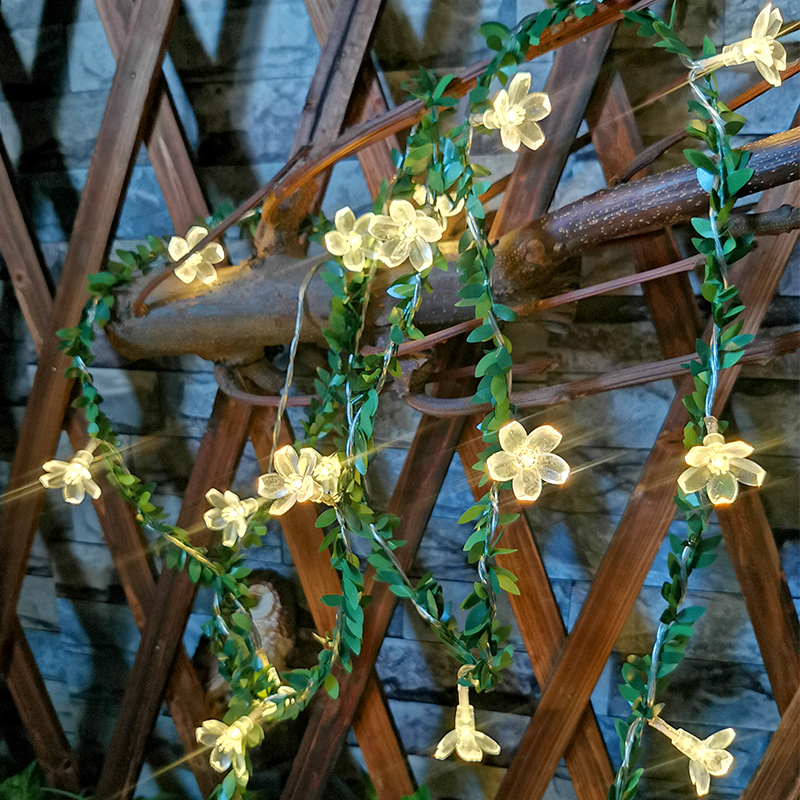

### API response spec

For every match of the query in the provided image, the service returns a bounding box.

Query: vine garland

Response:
[38,3,787,799]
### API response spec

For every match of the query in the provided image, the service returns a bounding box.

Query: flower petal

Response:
[751,4,771,39]
[473,730,501,756]
[206,488,227,509]
[273,445,299,479]
[498,421,527,454]
[513,469,542,502]
[257,473,288,500]
[507,71,531,105]
[538,453,570,485]
[63,483,86,505]
[334,206,356,234]
[173,263,197,284]
[686,444,715,467]
[520,91,551,121]
[728,457,766,487]
[194,261,218,286]
[486,451,519,482]
[678,464,712,494]
[408,239,432,272]
[517,119,545,151]
[84,479,102,500]
[493,89,510,121]
[389,199,416,224]
[703,727,736,750]
[455,735,484,762]
[270,493,298,516]
[197,720,228,744]
[342,249,365,272]
[168,236,188,261]
[379,238,409,267]
[689,758,711,797]
[414,215,443,242]
[297,448,319,476]
[707,471,739,505]
[434,730,457,760]
[482,108,497,130]
[186,226,209,248]
[526,424,562,454]
[499,124,521,152]
[324,230,349,256]
[203,243,225,265]
[209,747,232,774]
[720,440,754,458]
[755,58,781,86]
[368,216,399,241]
[204,508,225,530]
[232,751,248,783]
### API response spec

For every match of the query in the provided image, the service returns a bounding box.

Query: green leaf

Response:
[231,612,252,631]
[726,167,754,196]
[324,673,340,699]
[676,605,705,624]
[188,558,202,583]
[684,149,716,174]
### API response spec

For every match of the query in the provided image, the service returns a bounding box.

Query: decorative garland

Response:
[37,3,787,799]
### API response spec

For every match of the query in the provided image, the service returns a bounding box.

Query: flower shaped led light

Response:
[434,681,501,762]
[677,431,765,505]
[203,489,260,547]
[323,207,376,272]
[649,715,735,797]
[312,453,341,498]
[40,448,101,505]
[477,72,551,152]
[368,199,443,271]
[412,184,465,221]
[260,684,297,719]
[196,717,260,782]
[256,445,325,516]
[169,225,225,285]
[716,3,787,86]
[486,421,570,502]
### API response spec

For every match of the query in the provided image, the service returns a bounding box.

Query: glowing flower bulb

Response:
[323,207,376,272]
[697,4,786,86]
[486,421,570,502]
[169,225,224,285]
[40,445,101,505]
[472,72,551,152]
[203,489,260,547]
[312,453,342,498]
[649,715,735,797]
[678,429,765,505]
[434,677,500,762]
[368,199,443,271]
[256,445,325,515]
[412,184,465,221]
[196,717,260,782]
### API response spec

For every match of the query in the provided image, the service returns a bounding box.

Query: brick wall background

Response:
[0,0,798,798]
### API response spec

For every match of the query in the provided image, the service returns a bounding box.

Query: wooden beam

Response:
[458,424,614,800]
[0,0,183,663]
[588,74,800,717]
[94,395,253,799]
[6,618,80,791]
[278,349,470,800]
[249,409,416,800]
[493,187,798,799]
[738,685,800,800]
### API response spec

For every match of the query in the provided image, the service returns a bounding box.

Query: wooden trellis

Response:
[0,1,798,800]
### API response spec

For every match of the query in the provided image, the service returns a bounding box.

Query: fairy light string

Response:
[35,2,780,795]
[608,6,780,799]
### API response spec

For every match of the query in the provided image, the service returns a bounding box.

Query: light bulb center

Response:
[515,448,538,470]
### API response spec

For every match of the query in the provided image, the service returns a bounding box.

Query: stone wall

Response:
[0,0,798,798]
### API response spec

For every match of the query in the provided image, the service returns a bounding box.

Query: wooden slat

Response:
[494,186,799,799]
[0,0,183,663]
[95,0,208,232]
[303,0,397,196]
[588,73,800,716]
[249,409,415,800]
[6,619,80,791]
[457,425,614,800]
[739,685,800,800]
[94,394,253,799]
[278,351,470,800]
[490,26,616,237]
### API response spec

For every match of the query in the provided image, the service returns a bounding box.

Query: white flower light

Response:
[169,225,225,285]
[40,448,101,505]
[368,199,444,272]
[196,717,260,783]
[649,715,735,797]
[718,3,786,86]
[256,445,325,516]
[203,489,260,547]
[434,679,500,762]
[486,421,570,502]
[323,207,376,272]
[475,72,551,152]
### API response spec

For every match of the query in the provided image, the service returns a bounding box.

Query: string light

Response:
[677,418,766,506]
[255,444,333,515]
[695,3,786,86]
[434,667,501,762]
[367,199,444,271]
[648,714,735,797]
[195,717,260,782]
[470,71,551,152]
[486,421,570,502]
[323,207,377,272]
[39,441,101,505]
[203,489,261,547]
[168,225,225,285]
